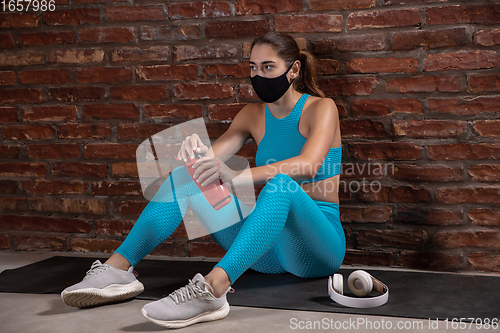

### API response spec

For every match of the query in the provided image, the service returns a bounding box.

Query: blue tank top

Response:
[255,94,342,184]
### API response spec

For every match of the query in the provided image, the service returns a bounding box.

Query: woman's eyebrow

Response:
[249,60,276,65]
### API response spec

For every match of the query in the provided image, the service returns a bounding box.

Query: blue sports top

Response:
[255,94,342,184]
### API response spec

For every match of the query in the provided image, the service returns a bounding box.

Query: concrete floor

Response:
[0,252,496,333]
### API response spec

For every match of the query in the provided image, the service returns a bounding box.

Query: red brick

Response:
[44,8,100,25]
[23,180,87,195]
[141,25,200,41]
[275,14,342,33]
[105,5,166,22]
[151,240,189,257]
[348,142,422,160]
[207,104,245,122]
[0,107,18,122]
[0,71,15,85]
[174,44,238,61]
[111,46,170,63]
[473,120,500,139]
[95,219,135,236]
[49,86,106,102]
[389,186,431,203]
[85,144,138,160]
[351,98,422,116]
[391,27,466,51]
[18,31,75,46]
[437,187,500,204]
[0,33,15,48]
[314,34,385,53]
[385,0,453,3]
[205,20,270,38]
[474,28,500,47]
[392,119,466,138]
[468,253,500,273]
[170,2,231,19]
[340,162,387,180]
[52,162,107,178]
[173,83,234,100]
[188,241,225,258]
[425,4,500,25]
[79,27,136,44]
[0,235,9,249]
[205,123,231,139]
[358,229,427,249]
[469,165,500,182]
[348,9,421,30]
[2,125,55,140]
[144,104,203,119]
[23,106,76,122]
[26,144,80,159]
[469,209,500,227]
[340,120,386,138]
[0,145,21,159]
[393,164,462,182]
[71,238,121,254]
[343,249,394,267]
[0,51,44,67]
[19,69,71,85]
[318,77,379,97]
[14,235,67,252]
[468,74,500,94]
[112,163,139,178]
[340,206,392,223]
[49,48,104,64]
[347,57,417,74]
[0,180,18,194]
[1,12,40,28]
[310,0,375,10]
[429,97,500,115]
[83,104,139,120]
[58,124,112,139]
[316,59,339,75]
[429,144,500,160]
[424,50,499,72]
[109,85,169,101]
[0,198,26,211]
[136,64,198,82]
[399,251,463,271]
[113,200,148,216]
[435,230,500,250]
[92,181,142,196]
[56,198,108,215]
[117,124,169,139]
[397,208,463,226]
[386,75,461,93]
[0,89,45,105]
[236,0,302,15]
[204,63,249,79]
[237,83,258,101]
[76,67,132,83]
[356,185,390,202]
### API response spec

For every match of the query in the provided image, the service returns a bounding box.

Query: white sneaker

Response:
[141,273,234,329]
[61,260,144,308]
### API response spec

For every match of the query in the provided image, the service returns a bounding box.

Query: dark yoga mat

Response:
[0,256,498,321]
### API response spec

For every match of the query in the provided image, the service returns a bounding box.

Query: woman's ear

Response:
[291,60,301,79]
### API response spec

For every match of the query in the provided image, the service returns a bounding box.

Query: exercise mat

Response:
[0,256,498,321]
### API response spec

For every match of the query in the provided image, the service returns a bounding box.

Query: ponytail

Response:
[295,50,325,98]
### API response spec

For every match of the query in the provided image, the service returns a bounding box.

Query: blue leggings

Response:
[115,166,345,284]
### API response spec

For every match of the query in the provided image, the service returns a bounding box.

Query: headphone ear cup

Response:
[333,274,343,295]
[348,270,373,297]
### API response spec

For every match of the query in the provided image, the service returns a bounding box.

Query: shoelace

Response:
[168,278,209,305]
[83,260,110,279]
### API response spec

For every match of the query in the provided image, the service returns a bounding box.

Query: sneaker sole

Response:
[61,280,144,308]
[141,301,230,329]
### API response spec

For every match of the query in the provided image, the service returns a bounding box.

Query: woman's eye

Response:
[265,65,273,70]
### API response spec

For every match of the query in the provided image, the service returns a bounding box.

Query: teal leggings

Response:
[115,166,346,284]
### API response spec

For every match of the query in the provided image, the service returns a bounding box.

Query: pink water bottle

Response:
[184,154,232,210]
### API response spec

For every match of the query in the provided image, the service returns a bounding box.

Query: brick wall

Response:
[1,0,499,274]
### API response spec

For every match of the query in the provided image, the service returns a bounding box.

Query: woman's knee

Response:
[262,173,300,194]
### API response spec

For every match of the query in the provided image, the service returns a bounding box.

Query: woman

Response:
[61,32,345,329]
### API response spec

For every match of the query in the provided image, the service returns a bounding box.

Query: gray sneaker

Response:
[141,273,233,329]
[61,260,144,308]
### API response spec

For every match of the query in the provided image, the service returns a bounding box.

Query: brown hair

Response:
[250,32,325,98]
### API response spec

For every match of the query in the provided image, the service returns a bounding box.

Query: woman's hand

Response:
[192,156,238,186]
[176,133,209,162]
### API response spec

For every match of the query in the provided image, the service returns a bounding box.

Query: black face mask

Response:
[250,62,295,103]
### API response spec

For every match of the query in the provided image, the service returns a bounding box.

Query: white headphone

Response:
[328,270,389,308]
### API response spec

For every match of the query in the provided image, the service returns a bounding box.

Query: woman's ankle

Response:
[105,253,132,271]
[204,267,232,298]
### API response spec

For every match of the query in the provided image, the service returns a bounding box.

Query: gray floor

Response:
[0,252,497,333]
